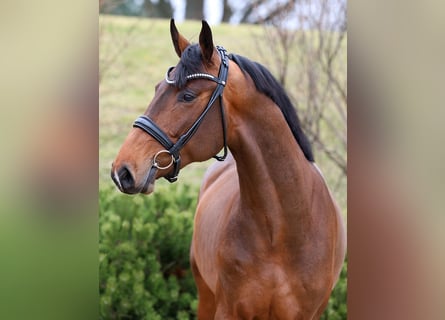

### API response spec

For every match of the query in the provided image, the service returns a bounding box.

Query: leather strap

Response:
[133,46,229,183]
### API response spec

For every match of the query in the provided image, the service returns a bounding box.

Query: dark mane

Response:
[230,54,314,162]
[174,45,314,162]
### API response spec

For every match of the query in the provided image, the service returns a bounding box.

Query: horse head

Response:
[111,20,228,194]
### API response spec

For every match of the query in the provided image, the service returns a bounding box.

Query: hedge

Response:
[99,185,347,319]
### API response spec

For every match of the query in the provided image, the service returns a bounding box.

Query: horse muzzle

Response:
[111,162,158,195]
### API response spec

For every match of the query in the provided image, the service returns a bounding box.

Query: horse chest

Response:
[215,250,317,319]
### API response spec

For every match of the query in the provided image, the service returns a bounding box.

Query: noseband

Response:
[133,46,229,183]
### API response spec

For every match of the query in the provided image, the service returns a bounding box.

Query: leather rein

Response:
[133,46,229,183]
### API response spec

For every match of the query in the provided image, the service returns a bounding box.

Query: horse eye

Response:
[182,92,196,102]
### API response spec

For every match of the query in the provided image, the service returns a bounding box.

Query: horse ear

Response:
[199,20,214,64]
[170,19,190,58]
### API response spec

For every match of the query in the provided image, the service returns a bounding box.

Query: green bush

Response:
[99,184,198,319]
[100,184,347,319]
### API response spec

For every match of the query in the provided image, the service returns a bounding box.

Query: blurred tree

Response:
[100,0,174,18]
[99,0,318,25]
[143,0,173,18]
[100,0,142,16]
[186,0,204,20]
[222,0,233,22]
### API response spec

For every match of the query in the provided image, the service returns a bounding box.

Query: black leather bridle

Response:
[133,46,229,183]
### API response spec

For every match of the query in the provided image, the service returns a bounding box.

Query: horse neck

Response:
[226,80,315,244]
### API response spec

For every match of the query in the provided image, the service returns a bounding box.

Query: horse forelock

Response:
[173,44,205,88]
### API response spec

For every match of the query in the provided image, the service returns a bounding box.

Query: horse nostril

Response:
[118,165,135,191]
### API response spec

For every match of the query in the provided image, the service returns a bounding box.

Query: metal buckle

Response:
[165,66,176,85]
[152,150,174,170]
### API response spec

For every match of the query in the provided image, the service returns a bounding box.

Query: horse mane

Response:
[229,54,314,162]
[174,45,314,162]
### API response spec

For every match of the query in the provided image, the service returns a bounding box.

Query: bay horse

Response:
[111,19,346,319]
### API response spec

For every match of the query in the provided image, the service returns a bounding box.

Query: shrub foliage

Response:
[100,184,198,319]
[99,185,347,319]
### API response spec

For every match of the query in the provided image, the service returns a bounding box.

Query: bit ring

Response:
[152,150,174,170]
